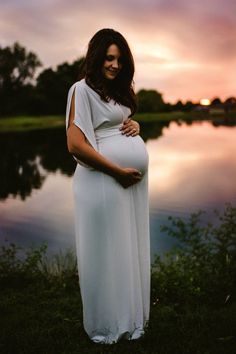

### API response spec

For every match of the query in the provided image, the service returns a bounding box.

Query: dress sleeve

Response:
[66,82,98,151]
[65,82,98,168]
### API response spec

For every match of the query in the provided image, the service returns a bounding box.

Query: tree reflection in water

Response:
[0,122,170,201]
[0,117,235,201]
[0,128,76,200]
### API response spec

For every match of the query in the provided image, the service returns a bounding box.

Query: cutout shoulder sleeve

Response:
[65,82,98,167]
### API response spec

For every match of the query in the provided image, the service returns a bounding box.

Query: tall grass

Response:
[0,241,77,280]
[39,247,77,278]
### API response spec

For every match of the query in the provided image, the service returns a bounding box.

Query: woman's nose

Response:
[112,60,119,68]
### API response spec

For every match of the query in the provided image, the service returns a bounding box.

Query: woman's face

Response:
[102,44,122,80]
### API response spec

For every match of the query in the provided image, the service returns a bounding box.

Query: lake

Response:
[0,118,236,264]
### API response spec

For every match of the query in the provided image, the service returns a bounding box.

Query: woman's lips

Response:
[107,69,118,74]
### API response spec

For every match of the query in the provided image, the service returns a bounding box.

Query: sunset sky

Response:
[0,0,235,103]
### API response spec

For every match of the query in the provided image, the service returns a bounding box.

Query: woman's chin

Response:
[103,70,119,80]
[105,75,116,80]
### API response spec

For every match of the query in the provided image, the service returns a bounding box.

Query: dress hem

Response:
[88,321,149,345]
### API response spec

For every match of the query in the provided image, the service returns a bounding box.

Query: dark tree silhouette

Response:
[223,97,236,114]
[183,100,195,112]
[1,42,232,116]
[173,100,184,111]
[0,42,42,116]
[136,89,165,112]
[211,97,222,105]
[32,58,84,115]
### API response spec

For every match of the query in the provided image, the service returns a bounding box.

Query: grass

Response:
[0,115,65,132]
[134,111,188,122]
[1,278,235,354]
[0,111,234,132]
[1,204,236,354]
[0,113,181,133]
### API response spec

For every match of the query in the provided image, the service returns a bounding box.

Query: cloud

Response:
[0,0,235,102]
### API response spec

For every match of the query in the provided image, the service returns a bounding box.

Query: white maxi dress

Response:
[65,79,150,344]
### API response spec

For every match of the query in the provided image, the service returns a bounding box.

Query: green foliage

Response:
[33,58,84,115]
[1,204,236,353]
[137,89,166,113]
[0,241,47,281]
[152,203,236,307]
[0,42,42,116]
[0,42,41,88]
[0,240,77,283]
[0,115,65,132]
[0,41,84,116]
[39,248,78,278]
[0,242,22,275]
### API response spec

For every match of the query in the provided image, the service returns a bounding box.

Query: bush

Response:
[0,204,236,353]
[0,240,77,286]
[151,203,236,308]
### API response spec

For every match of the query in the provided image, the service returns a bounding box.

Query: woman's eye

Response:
[106,56,122,63]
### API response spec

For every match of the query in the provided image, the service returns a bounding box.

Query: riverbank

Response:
[1,204,235,354]
[0,111,234,132]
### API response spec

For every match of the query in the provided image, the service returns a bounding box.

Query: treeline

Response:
[0,42,84,116]
[0,42,234,116]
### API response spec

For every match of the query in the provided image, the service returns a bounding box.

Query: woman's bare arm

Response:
[66,91,142,187]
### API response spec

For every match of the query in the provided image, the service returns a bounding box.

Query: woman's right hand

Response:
[115,167,143,188]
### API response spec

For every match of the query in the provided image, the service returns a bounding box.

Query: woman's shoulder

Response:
[67,79,93,103]
[69,79,99,99]
[69,78,86,92]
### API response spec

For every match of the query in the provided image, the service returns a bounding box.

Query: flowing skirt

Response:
[72,139,150,344]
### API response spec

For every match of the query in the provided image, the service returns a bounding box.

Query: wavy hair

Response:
[78,28,137,116]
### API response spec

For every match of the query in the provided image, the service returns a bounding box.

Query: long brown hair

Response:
[78,28,137,116]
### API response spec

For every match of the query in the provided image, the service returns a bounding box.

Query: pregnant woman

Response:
[66,28,150,344]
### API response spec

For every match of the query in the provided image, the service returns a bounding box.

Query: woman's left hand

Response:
[120,118,140,136]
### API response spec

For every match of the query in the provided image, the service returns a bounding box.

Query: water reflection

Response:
[0,118,235,201]
[0,173,74,252]
[0,128,76,200]
[0,119,236,260]
[0,122,170,201]
[148,121,236,210]
[140,120,170,142]
[147,120,236,259]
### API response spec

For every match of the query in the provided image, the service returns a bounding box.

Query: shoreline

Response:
[0,112,235,132]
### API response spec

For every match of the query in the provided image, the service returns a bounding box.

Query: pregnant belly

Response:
[98,134,149,174]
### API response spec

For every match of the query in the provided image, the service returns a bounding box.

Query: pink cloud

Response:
[0,0,235,102]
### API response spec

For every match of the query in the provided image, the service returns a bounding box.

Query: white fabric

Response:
[66,78,150,344]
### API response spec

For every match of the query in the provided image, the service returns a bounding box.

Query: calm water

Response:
[1,118,236,263]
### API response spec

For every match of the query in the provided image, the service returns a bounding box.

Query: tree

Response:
[136,89,165,112]
[183,100,195,112]
[224,97,236,113]
[0,42,42,116]
[173,100,184,111]
[224,97,236,104]
[32,58,84,114]
[211,97,222,105]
